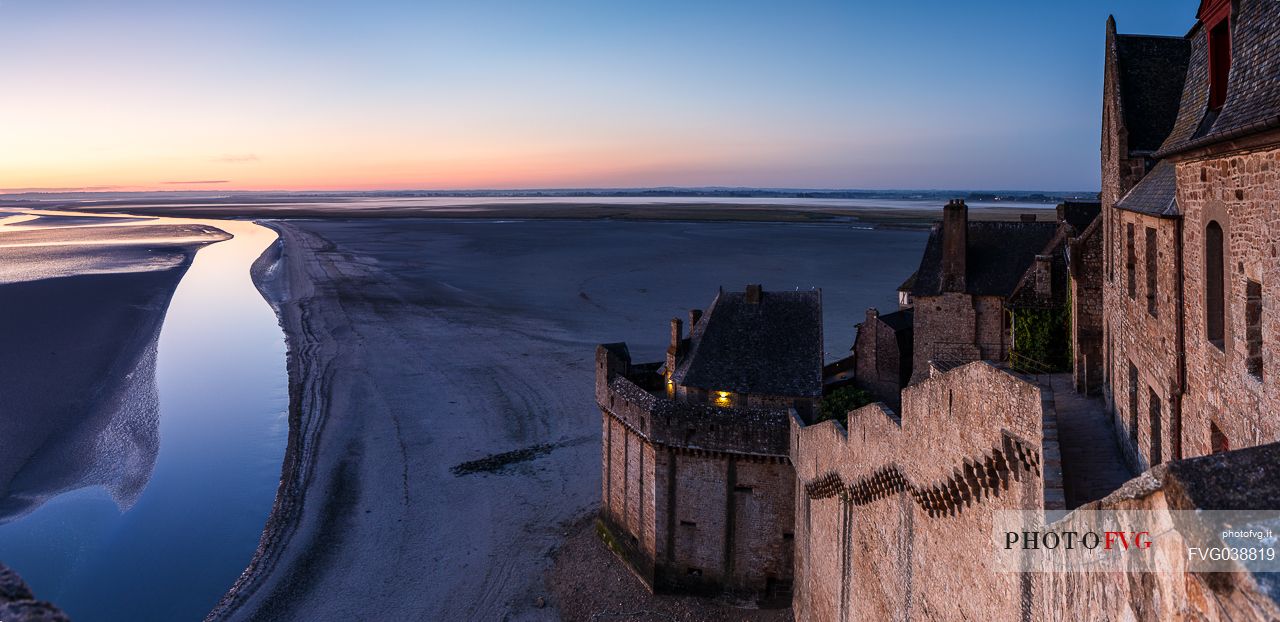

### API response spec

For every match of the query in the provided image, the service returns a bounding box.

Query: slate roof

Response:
[1114,34,1191,153]
[671,288,823,398]
[1157,0,1280,156]
[897,271,917,292]
[877,309,913,334]
[1057,201,1102,232]
[1115,160,1180,217]
[911,221,1059,298]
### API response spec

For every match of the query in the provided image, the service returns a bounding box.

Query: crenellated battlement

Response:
[801,429,1042,518]
[790,360,1055,621]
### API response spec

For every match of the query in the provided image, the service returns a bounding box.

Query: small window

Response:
[1128,363,1139,442]
[1105,330,1112,382]
[1206,222,1226,347]
[1109,219,1116,282]
[1149,389,1163,466]
[1246,280,1262,380]
[1126,223,1137,299]
[733,485,754,494]
[679,519,697,527]
[1146,228,1158,317]
[1203,221,1223,345]
[1211,421,1230,454]
[1208,18,1232,110]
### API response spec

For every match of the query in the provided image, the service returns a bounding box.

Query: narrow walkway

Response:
[1045,374,1135,509]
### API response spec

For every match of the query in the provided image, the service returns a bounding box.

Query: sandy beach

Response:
[199,217,926,620]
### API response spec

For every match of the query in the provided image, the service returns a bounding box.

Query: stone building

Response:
[786,1,1280,619]
[1101,0,1280,470]
[850,307,913,407]
[595,285,822,603]
[595,3,1280,618]
[907,200,1068,379]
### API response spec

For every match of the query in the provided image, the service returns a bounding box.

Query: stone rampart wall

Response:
[790,362,1049,621]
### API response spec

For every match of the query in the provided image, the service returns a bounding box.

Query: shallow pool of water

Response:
[0,215,287,621]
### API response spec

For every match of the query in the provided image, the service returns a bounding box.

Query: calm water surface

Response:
[0,216,287,621]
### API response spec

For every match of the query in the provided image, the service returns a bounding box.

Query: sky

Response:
[0,0,1200,193]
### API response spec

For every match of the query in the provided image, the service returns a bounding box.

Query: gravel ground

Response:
[546,514,794,622]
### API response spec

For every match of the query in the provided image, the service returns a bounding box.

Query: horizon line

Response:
[0,185,1101,197]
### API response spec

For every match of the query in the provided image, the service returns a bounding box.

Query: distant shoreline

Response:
[0,187,1096,201]
[7,199,1065,229]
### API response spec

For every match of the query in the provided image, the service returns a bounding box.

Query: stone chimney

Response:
[1034,254,1053,298]
[941,199,968,292]
[745,284,763,304]
[666,318,683,375]
[866,307,879,324]
[689,309,703,327]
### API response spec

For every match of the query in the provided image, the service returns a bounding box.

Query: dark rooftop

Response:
[1115,33,1191,153]
[1157,0,1280,156]
[1057,201,1102,233]
[1115,160,1179,217]
[897,271,917,293]
[877,309,913,334]
[911,221,1059,298]
[671,287,823,398]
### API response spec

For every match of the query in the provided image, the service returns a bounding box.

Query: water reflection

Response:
[0,213,287,621]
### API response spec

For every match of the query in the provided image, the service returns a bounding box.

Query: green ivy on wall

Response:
[817,385,876,425]
[1010,303,1072,373]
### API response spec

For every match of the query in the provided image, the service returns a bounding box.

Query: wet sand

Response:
[0,220,230,521]
[216,218,927,620]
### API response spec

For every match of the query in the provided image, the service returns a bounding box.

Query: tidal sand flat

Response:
[219,218,927,620]
[0,215,288,621]
[16,194,1059,228]
[0,217,230,520]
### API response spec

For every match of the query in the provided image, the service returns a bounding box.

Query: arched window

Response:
[1206,221,1225,347]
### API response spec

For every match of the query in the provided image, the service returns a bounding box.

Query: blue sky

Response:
[0,0,1200,191]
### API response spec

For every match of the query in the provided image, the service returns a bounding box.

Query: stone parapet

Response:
[602,375,791,459]
[790,361,1051,621]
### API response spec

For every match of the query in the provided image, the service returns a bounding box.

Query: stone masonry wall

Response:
[853,308,904,406]
[1103,208,1182,473]
[790,362,1048,622]
[1174,145,1280,457]
[1100,16,1153,315]
[1071,218,1105,393]
[911,294,1007,382]
[596,345,795,600]
[1035,443,1280,622]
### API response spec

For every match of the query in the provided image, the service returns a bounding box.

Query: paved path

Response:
[1045,374,1135,509]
